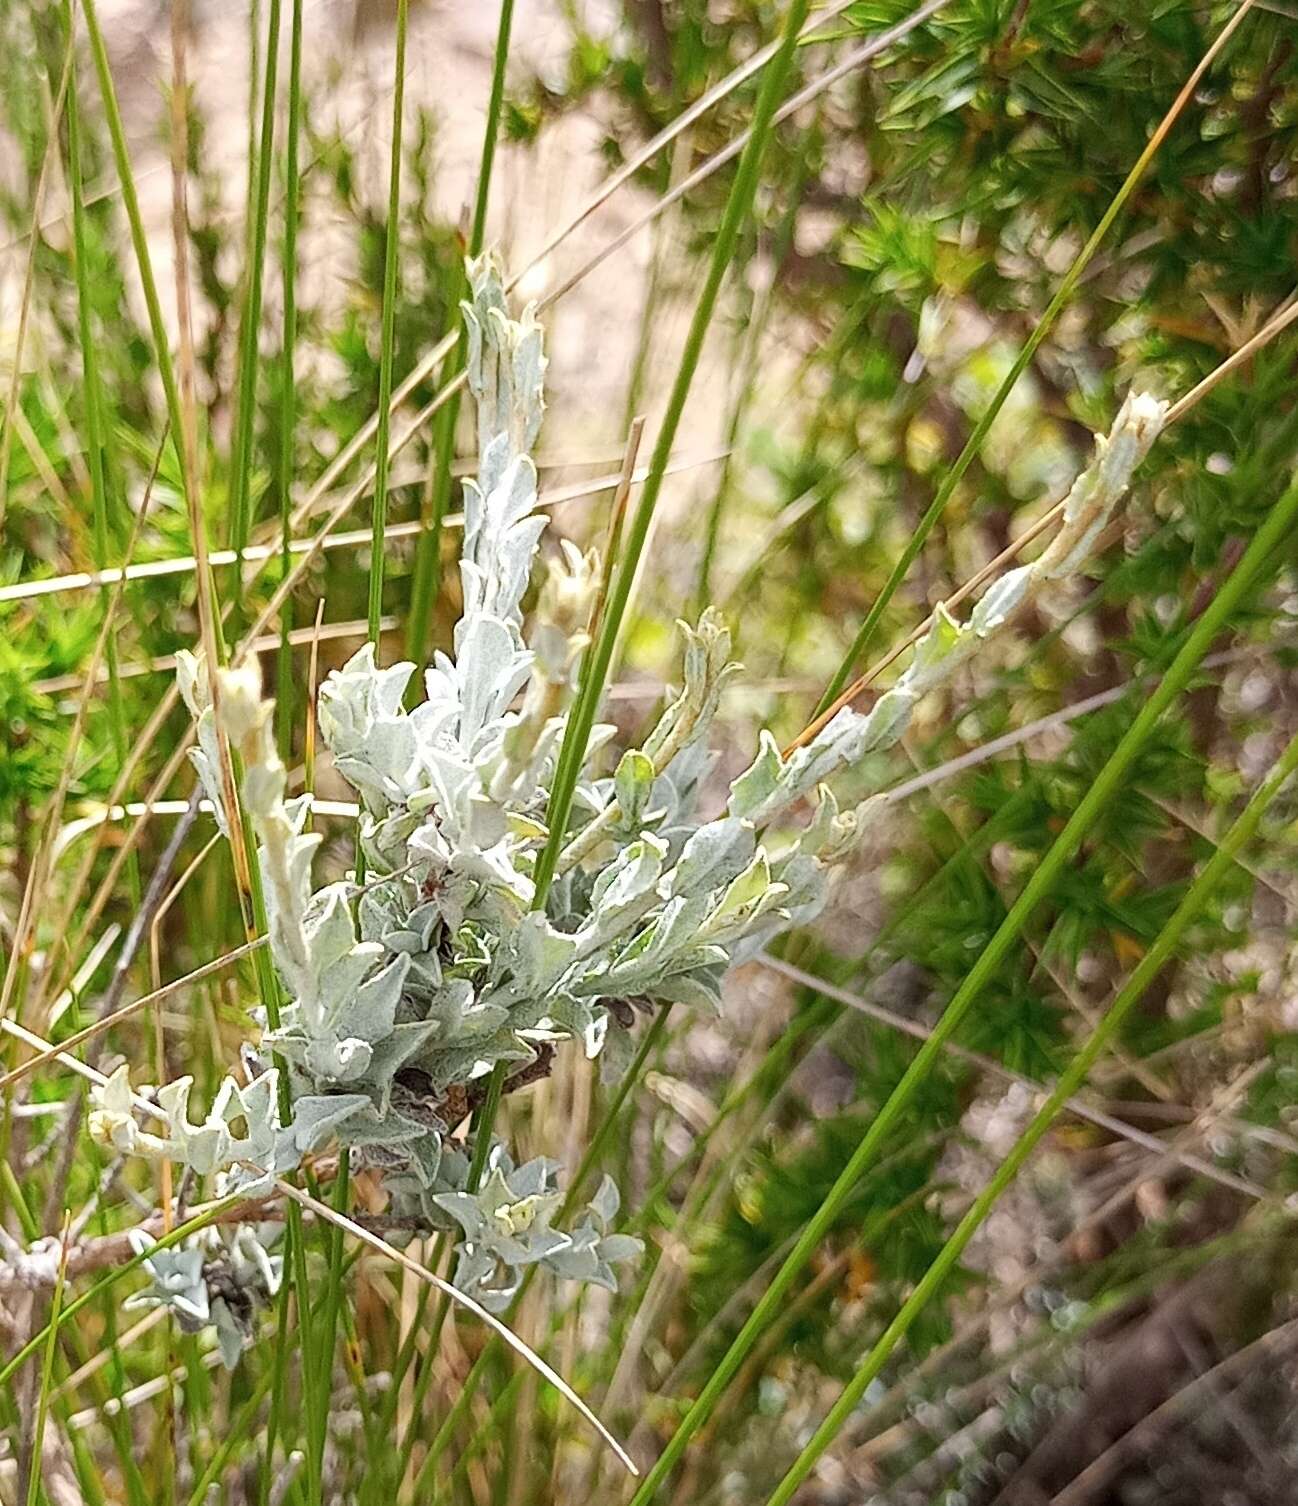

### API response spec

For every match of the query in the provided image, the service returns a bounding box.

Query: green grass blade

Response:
[275,0,305,762]
[366,0,408,646]
[64,6,136,906]
[763,721,1298,1506]
[80,0,187,521]
[228,0,283,562]
[468,0,515,256]
[24,1218,70,1506]
[624,473,1298,1504]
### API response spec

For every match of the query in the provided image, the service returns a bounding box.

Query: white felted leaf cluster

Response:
[127,1224,283,1368]
[114,255,1164,1330]
[90,1062,283,1198]
[433,1151,641,1312]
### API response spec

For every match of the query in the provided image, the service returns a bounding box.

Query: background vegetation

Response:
[2,1,1298,1502]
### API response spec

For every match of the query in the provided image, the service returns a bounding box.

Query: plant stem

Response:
[228,0,282,565]
[276,0,304,762]
[367,0,408,648]
[64,9,136,905]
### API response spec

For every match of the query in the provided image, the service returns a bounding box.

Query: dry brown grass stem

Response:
[1,445,727,605]
[0,938,267,1094]
[759,956,1269,1202]
[786,279,1298,756]
[0,38,72,530]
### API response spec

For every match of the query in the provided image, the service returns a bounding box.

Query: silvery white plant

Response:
[126,1223,283,1368]
[92,254,1166,1330]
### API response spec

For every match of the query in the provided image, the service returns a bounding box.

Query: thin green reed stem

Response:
[405,296,463,665]
[407,0,516,666]
[406,1006,673,1494]
[81,0,187,516]
[367,0,408,645]
[276,0,304,762]
[469,0,514,255]
[247,0,261,249]
[228,0,282,563]
[464,1061,506,1191]
[189,1368,276,1506]
[813,0,1260,716]
[764,722,1298,1506]
[625,478,1298,1506]
[441,1370,526,1501]
[311,1144,350,1424]
[531,0,807,911]
[24,1221,68,1506]
[259,1268,300,1506]
[367,1270,436,1492]
[65,12,136,906]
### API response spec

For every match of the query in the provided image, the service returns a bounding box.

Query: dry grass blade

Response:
[0,1016,160,1117]
[0,446,727,604]
[1165,291,1298,425]
[758,957,1267,1201]
[50,799,361,855]
[786,278,1298,755]
[272,1178,640,1476]
[0,38,72,531]
[541,0,954,312]
[32,617,398,696]
[518,0,863,280]
[0,938,267,1092]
